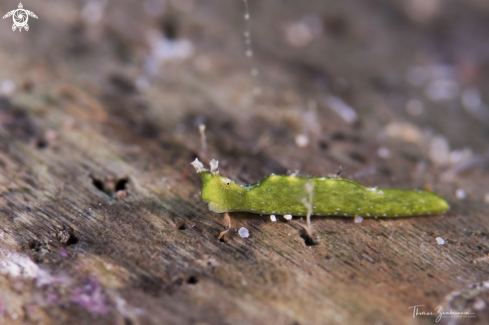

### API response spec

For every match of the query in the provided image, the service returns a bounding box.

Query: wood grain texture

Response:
[0,1,489,325]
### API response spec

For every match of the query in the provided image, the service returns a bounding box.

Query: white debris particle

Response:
[405,99,424,116]
[135,77,149,92]
[284,215,293,220]
[270,215,277,222]
[354,216,363,223]
[304,102,322,136]
[81,0,108,25]
[377,147,391,159]
[0,79,16,96]
[385,122,422,144]
[323,95,358,125]
[144,0,166,16]
[284,15,322,48]
[436,237,445,245]
[425,79,459,102]
[0,251,55,286]
[429,135,450,165]
[238,227,249,238]
[286,309,295,318]
[473,298,486,311]
[462,87,481,112]
[484,193,489,204]
[144,30,194,73]
[294,134,309,148]
[455,189,466,199]
[404,0,441,23]
[284,22,313,48]
[462,87,489,123]
[449,148,473,165]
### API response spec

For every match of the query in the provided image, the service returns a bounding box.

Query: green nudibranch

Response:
[191,158,449,218]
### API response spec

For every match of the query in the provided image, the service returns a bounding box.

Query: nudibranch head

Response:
[191,158,245,213]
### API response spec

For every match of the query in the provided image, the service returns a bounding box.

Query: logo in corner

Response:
[3,3,38,32]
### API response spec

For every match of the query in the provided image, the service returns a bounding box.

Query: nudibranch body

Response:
[191,158,449,217]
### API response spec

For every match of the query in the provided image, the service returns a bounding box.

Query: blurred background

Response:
[1,0,489,324]
[1,0,488,184]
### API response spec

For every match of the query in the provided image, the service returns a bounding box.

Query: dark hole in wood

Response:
[92,178,105,192]
[109,74,136,94]
[138,274,163,296]
[298,228,318,246]
[176,222,190,230]
[27,239,42,251]
[331,132,347,141]
[161,17,178,40]
[115,178,129,191]
[319,141,329,150]
[36,138,48,149]
[187,276,198,284]
[349,152,366,164]
[323,15,348,37]
[380,167,391,177]
[56,226,78,246]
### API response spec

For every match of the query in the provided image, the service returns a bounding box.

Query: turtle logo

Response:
[3,3,38,32]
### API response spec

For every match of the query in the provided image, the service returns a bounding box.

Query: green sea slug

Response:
[191,158,449,218]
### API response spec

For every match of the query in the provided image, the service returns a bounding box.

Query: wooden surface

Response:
[1,1,489,324]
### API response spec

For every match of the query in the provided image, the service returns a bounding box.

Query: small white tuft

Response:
[191,158,208,173]
[210,159,219,174]
[354,216,363,223]
[284,214,292,220]
[436,237,445,245]
[270,215,277,222]
[238,227,249,238]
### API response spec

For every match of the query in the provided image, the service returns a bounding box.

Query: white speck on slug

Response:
[436,237,445,245]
